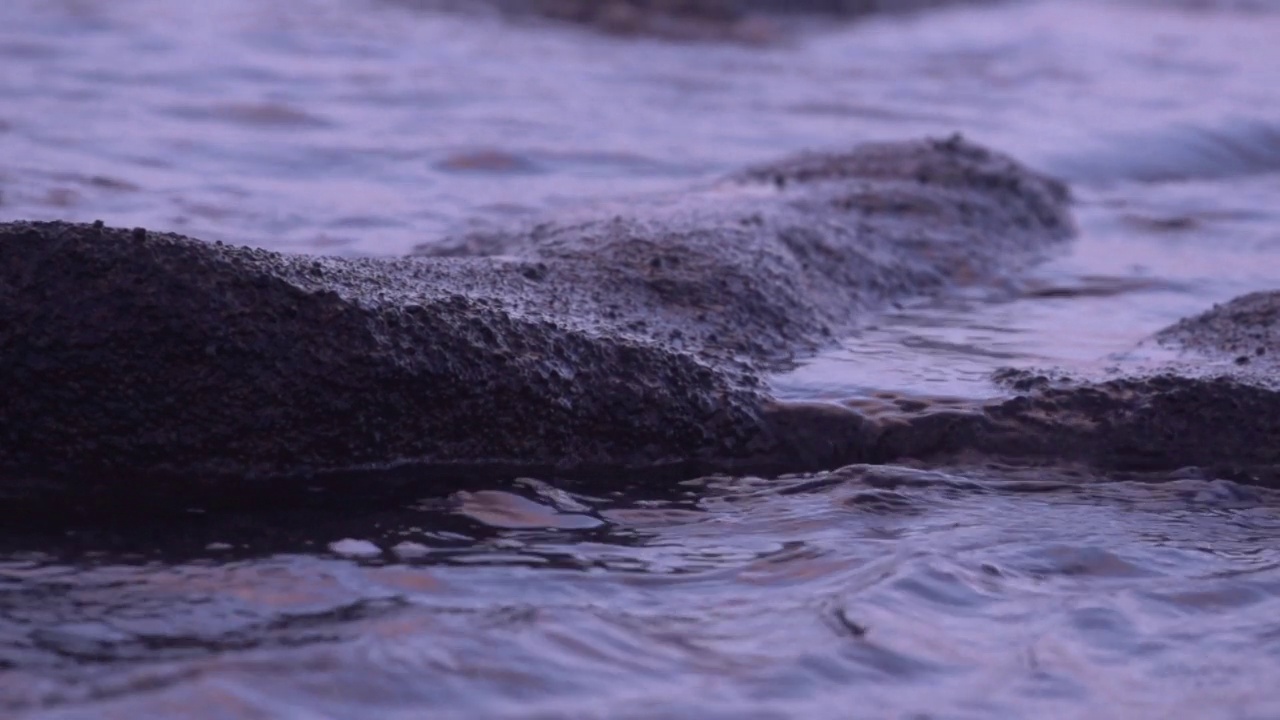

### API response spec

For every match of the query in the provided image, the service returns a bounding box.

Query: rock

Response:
[417,136,1074,366]
[768,291,1280,487]
[0,137,1073,512]
[0,222,771,508]
[386,0,1004,42]
[975,293,1280,478]
[1156,290,1280,374]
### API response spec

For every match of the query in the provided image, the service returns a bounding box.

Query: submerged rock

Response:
[389,0,1003,42]
[0,137,1072,511]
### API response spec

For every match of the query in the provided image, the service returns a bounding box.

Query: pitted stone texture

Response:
[1156,290,1280,379]
[419,137,1074,366]
[0,138,1073,507]
[0,223,770,490]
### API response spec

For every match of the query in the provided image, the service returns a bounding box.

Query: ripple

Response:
[451,490,605,530]
[1049,118,1280,184]
[4,470,1280,717]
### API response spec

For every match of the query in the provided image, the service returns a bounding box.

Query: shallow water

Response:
[5,472,1280,719]
[768,185,1280,399]
[3,0,1280,717]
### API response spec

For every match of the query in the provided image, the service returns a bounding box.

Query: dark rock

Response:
[771,292,1280,487]
[386,0,1004,42]
[977,373,1280,477]
[417,136,1073,366]
[0,137,1072,512]
[1156,290,1280,376]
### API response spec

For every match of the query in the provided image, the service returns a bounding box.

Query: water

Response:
[5,473,1280,718]
[3,0,1280,717]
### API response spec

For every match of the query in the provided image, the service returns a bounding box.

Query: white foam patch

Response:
[392,542,432,559]
[329,539,382,558]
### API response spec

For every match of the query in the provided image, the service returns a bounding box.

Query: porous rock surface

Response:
[1156,290,1280,373]
[0,137,1073,510]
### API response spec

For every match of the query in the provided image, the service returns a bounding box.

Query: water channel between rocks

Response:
[2,0,1280,718]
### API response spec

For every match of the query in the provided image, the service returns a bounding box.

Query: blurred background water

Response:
[2,0,1280,717]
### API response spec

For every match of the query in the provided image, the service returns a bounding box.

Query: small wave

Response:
[1047,118,1280,184]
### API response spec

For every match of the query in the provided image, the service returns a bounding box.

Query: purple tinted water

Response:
[3,1,1280,717]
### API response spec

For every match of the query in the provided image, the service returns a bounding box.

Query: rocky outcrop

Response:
[980,293,1280,479]
[417,136,1073,365]
[758,291,1280,487]
[1156,290,1280,371]
[0,138,1072,511]
[3,132,1277,513]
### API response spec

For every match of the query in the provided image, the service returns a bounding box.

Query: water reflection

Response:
[4,469,1280,718]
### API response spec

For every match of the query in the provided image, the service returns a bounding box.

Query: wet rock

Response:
[978,372,1280,477]
[0,222,771,509]
[389,0,1003,42]
[1156,290,1280,374]
[418,136,1073,366]
[0,137,1072,511]
[789,292,1280,487]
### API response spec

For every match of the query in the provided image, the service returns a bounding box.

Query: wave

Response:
[1047,118,1280,184]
